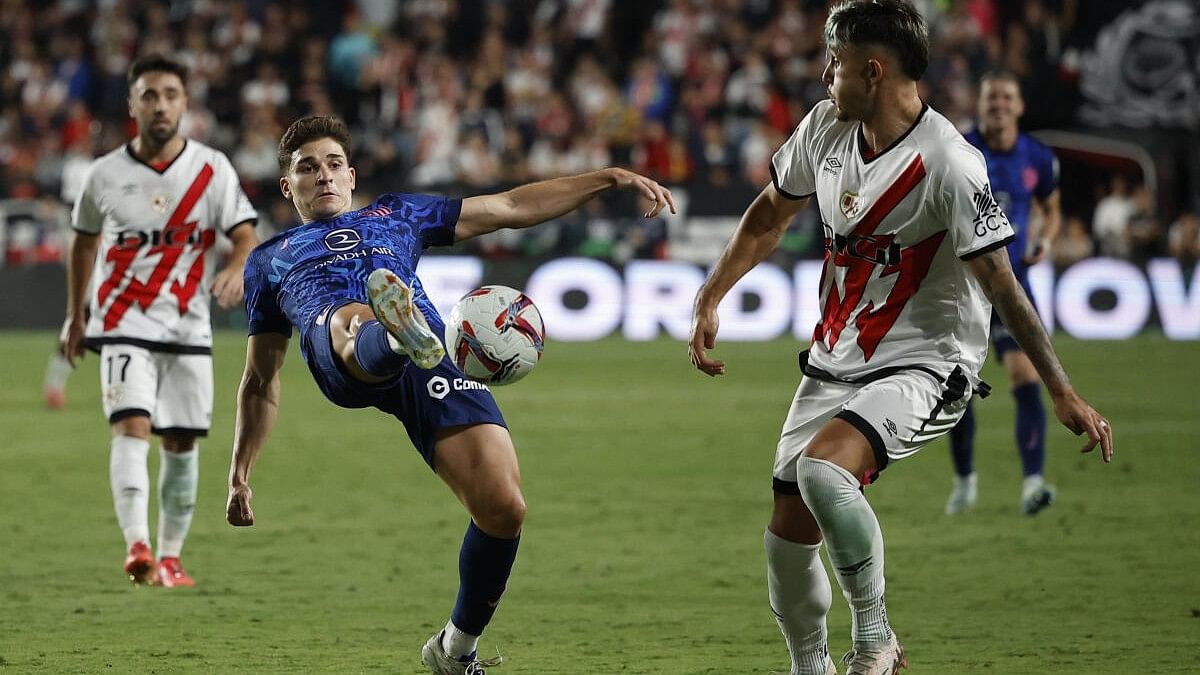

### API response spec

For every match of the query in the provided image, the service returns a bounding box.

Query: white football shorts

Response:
[774,365,974,488]
[98,344,213,435]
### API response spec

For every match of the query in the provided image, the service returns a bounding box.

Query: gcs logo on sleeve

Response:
[971,186,1010,237]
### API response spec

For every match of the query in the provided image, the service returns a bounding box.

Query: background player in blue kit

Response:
[945,71,1063,516]
[225,116,674,674]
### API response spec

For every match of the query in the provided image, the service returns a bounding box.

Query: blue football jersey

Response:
[963,130,1057,278]
[243,193,461,338]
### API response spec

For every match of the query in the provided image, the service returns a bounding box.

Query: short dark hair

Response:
[278,116,354,173]
[127,53,189,90]
[824,0,930,81]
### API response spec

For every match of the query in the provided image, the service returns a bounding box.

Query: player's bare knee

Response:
[472,492,526,538]
[802,418,876,478]
[112,416,151,440]
[769,493,821,544]
[161,433,199,453]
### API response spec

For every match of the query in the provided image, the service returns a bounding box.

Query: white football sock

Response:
[796,456,892,644]
[157,445,198,559]
[110,436,151,546]
[44,352,72,390]
[766,529,833,674]
[441,619,479,660]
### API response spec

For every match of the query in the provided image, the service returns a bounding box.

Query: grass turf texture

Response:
[1,331,1196,674]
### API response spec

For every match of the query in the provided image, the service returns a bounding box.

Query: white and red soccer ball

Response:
[445,285,545,385]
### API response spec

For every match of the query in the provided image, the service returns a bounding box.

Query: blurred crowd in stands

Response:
[1,0,1197,268]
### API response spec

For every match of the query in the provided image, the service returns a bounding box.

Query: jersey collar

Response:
[125,139,189,175]
[856,104,929,164]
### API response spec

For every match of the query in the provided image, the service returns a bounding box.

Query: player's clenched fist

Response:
[227,485,255,526]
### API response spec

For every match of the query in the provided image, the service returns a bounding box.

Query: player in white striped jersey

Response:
[60,54,257,588]
[688,2,1113,673]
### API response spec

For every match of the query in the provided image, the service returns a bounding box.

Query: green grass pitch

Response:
[1,331,1196,673]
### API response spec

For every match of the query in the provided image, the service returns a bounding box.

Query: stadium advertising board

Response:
[417,256,1200,342]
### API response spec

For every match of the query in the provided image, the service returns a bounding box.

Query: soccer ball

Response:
[445,285,545,385]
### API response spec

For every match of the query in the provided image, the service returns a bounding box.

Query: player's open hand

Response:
[608,168,677,218]
[688,306,725,376]
[1051,390,1113,462]
[212,266,246,309]
[59,317,87,367]
[227,484,255,526]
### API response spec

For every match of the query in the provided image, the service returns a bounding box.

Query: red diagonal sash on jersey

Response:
[813,155,944,360]
[101,163,214,330]
[170,227,217,315]
[854,229,946,361]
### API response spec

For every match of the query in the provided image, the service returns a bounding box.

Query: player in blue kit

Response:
[225,116,674,674]
[945,71,1063,516]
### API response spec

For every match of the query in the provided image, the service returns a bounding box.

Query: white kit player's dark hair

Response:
[824,0,930,81]
[127,53,189,89]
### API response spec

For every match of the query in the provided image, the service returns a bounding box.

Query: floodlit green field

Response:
[0,331,1196,674]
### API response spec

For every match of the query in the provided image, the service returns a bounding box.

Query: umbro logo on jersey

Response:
[823,156,843,175]
[324,228,362,251]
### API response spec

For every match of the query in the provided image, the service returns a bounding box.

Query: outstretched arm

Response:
[455,168,675,241]
[227,332,289,526]
[60,231,100,366]
[689,186,810,376]
[212,222,258,309]
[966,248,1113,461]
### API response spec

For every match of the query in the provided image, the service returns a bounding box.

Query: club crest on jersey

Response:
[840,190,865,220]
[150,194,171,214]
[324,228,362,251]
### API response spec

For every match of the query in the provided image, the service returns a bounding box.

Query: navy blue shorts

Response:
[299,304,507,469]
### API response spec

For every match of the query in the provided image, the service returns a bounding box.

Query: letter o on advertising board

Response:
[526,258,623,341]
[1055,258,1149,339]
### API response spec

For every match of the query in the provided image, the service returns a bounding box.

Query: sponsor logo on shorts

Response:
[426,375,489,400]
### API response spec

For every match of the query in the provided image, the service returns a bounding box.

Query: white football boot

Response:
[366,268,445,369]
[421,632,502,675]
[1020,474,1057,515]
[842,634,906,674]
[944,472,977,515]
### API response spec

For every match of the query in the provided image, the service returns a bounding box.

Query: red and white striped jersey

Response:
[771,100,1015,383]
[73,140,256,350]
